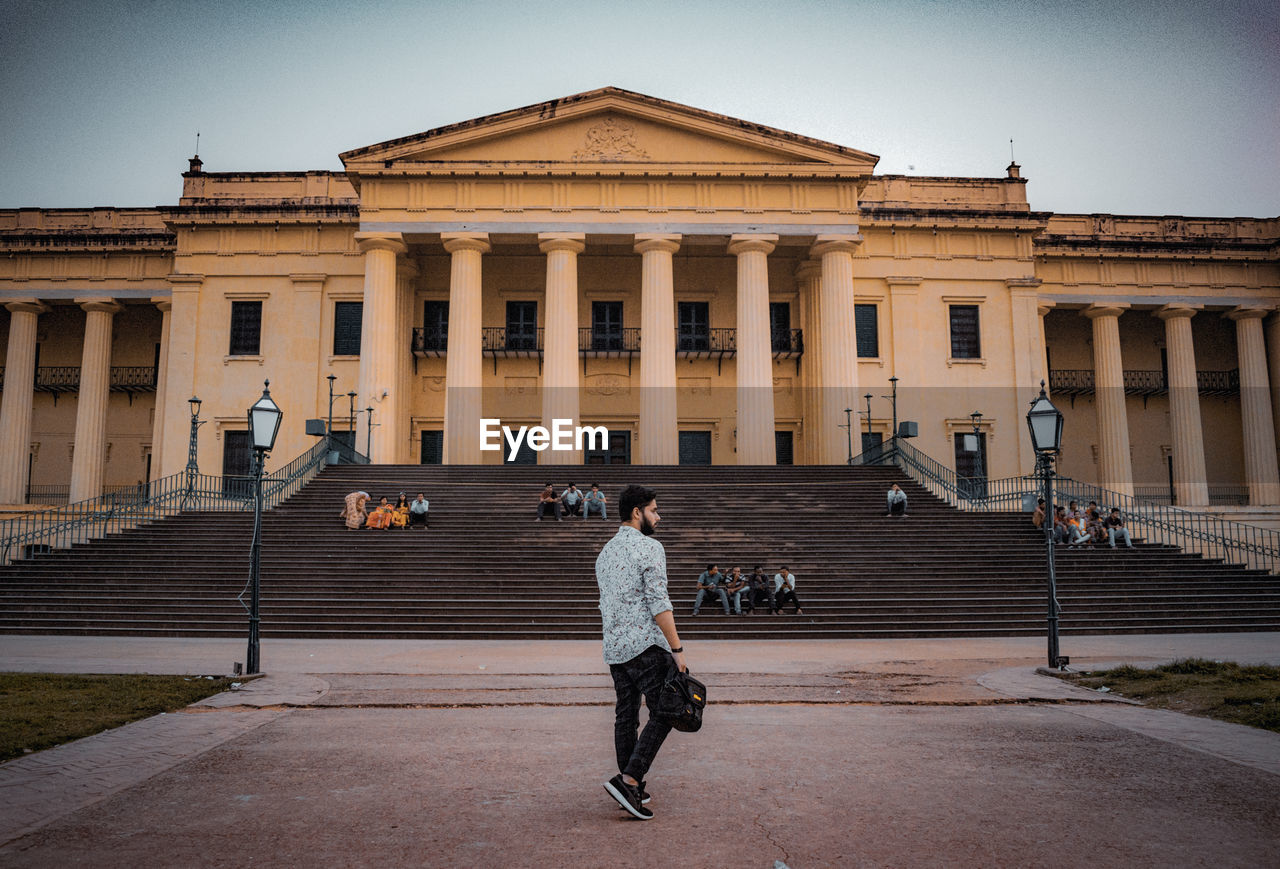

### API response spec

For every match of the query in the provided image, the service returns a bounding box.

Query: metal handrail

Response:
[855,437,1279,574]
[1049,368,1240,396]
[0,438,339,565]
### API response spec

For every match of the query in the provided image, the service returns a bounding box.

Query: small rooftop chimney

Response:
[1006,161,1021,179]
[188,154,203,174]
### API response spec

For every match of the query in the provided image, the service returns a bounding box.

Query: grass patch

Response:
[0,673,239,762]
[1058,658,1280,734]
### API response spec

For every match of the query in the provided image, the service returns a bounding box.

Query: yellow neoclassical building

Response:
[1,88,1278,508]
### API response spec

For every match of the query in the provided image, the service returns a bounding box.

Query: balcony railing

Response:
[482,327,543,354]
[771,329,804,359]
[579,326,641,354]
[0,366,159,396]
[1049,369,1240,397]
[411,327,448,358]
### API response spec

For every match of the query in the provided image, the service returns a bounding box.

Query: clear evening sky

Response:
[1,0,1277,217]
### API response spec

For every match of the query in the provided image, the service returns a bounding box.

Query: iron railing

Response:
[855,437,1279,574]
[579,327,641,353]
[1133,485,1250,507]
[482,327,543,354]
[0,366,160,394]
[1049,368,1241,396]
[411,327,448,357]
[0,437,347,564]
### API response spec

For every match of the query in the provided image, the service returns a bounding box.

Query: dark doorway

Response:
[586,430,631,465]
[775,431,794,465]
[860,431,884,462]
[222,431,253,498]
[504,438,537,465]
[954,432,988,500]
[420,430,443,465]
[679,431,712,465]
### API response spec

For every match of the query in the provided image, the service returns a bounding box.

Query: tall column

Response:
[1155,305,1209,505]
[1037,301,1055,393]
[69,298,122,503]
[0,299,47,503]
[1083,304,1133,496]
[1267,312,1280,478]
[442,233,489,464]
[149,298,172,481]
[728,234,778,465]
[394,260,418,464]
[635,234,681,465]
[813,235,863,465]
[795,260,822,464]
[354,232,407,464]
[1227,306,1280,505]
[539,233,586,465]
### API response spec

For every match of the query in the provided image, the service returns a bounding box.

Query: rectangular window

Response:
[770,302,792,352]
[949,304,981,359]
[506,301,538,351]
[855,304,879,358]
[333,301,363,356]
[677,301,709,352]
[229,301,262,356]
[422,300,448,352]
[591,301,624,350]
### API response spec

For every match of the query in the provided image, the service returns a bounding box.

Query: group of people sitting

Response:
[340,491,430,530]
[536,482,608,522]
[692,564,804,616]
[1032,498,1135,549]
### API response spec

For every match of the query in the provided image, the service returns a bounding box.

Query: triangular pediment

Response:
[341,87,879,172]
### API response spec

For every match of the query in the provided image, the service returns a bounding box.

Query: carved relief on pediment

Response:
[572,117,650,161]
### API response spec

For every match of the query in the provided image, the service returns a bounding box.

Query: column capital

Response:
[4,299,48,315]
[355,232,408,255]
[1226,305,1274,322]
[1082,303,1130,320]
[76,298,123,315]
[794,259,822,282]
[441,232,491,254]
[538,232,586,254]
[150,296,173,313]
[811,234,863,257]
[728,233,778,255]
[1154,303,1202,321]
[633,233,681,255]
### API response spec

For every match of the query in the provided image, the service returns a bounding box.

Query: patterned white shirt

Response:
[595,525,673,664]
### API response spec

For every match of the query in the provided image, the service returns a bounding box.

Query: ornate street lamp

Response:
[244,380,282,676]
[346,391,357,451]
[1026,381,1066,669]
[888,376,899,440]
[365,406,375,462]
[182,396,205,508]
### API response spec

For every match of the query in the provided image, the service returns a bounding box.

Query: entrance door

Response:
[420,430,443,465]
[222,431,253,498]
[860,431,884,462]
[679,431,712,465]
[775,431,794,465]
[586,430,631,465]
[954,432,988,500]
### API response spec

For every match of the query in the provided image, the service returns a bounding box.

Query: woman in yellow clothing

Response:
[391,493,411,529]
[365,496,395,530]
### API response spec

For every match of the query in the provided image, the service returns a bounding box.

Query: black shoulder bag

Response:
[653,666,707,733]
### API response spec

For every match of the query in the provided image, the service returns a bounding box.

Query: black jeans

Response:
[610,645,675,781]
[775,588,802,613]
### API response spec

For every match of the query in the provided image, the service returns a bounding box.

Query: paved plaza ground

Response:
[1,633,1278,867]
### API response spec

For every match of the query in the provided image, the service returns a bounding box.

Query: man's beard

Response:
[639,515,657,537]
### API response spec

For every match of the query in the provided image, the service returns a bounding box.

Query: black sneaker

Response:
[604,774,652,819]
[615,780,651,808]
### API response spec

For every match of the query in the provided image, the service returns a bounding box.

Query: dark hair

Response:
[1110,506,1120,513]
[754,564,762,570]
[1037,497,1045,504]
[568,482,575,487]
[591,483,598,488]
[546,481,553,487]
[780,565,788,570]
[618,484,657,523]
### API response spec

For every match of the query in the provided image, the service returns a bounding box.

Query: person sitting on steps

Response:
[365,496,394,530]
[536,482,562,522]
[886,483,909,517]
[692,564,730,616]
[1105,507,1136,549]
[774,566,804,615]
[409,492,430,529]
[562,483,584,518]
[583,484,608,520]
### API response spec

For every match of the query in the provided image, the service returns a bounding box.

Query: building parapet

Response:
[0,207,174,252]
[1036,213,1280,258]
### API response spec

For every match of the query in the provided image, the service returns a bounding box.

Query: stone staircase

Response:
[1,464,1278,639]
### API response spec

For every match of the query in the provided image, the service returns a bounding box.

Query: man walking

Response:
[595,484,686,820]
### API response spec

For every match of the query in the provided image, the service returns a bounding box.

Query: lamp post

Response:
[1026,380,1066,669]
[245,380,282,676]
[346,391,357,448]
[365,406,375,462]
[888,376,899,440]
[864,392,874,443]
[326,374,337,438]
[183,397,204,507]
[841,408,854,464]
